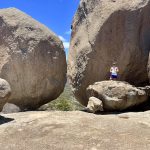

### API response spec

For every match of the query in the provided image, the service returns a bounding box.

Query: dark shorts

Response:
[111,74,118,79]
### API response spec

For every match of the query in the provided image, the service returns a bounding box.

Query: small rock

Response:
[0,78,11,111]
[87,97,103,113]
[2,103,21,114]
[139,121,150,128]
[118,114,129,119]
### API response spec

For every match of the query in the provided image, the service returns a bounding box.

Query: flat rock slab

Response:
[0,111,150,150]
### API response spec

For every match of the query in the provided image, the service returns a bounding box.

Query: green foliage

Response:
[55,99,72,111]
[46,98,74,111]
[39,83,84,111]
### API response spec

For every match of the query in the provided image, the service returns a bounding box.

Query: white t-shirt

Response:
[110,67,118,75]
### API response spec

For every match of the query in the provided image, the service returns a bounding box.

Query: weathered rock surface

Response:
[148,54,150,81]
[0,111,150,150]
[68,0,150,106]
[0,8,67,110]
[86,81,148,111]
[138,85,150,96]
[0,78,11,110]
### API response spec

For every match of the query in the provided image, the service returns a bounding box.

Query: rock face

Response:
[0,111,150,150]
[0,78,11,111]
[68,0,150,106]
[148,55,150,81]
[86,81,148,111]
[0,8,67,110]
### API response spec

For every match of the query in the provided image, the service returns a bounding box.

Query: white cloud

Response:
[63,42,70,49]
[58,35,66,42]
[65,29,72,35]
[59,35,70,49]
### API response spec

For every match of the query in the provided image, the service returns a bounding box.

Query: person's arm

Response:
[116,67,119,72]
[110,67,112,73]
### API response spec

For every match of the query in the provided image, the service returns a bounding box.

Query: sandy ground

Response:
[0,111,150,150]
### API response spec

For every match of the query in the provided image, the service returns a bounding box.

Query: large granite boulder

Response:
[68,0,150,106]
[0,8,67,110]
[86,81,148,112]
[0,78,11,111]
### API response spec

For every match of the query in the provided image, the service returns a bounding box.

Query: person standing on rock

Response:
[110,62,119,80]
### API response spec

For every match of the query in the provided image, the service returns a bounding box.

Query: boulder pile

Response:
[86,80,149,113]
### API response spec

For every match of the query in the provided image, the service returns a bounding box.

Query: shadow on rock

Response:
[82,100,150,115]
[0,115,14,125]
[81,108,125,115]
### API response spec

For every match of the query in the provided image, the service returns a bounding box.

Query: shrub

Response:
[39,83,84,111]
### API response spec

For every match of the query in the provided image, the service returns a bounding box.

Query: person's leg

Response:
[113,75,118,81]
[110,74,113,80]
[111,75,117,80]
[110,75,112,80]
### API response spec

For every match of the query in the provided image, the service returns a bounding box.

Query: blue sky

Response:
[0,0,80,56]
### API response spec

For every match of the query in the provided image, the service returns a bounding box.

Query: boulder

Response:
[0,8,67,110]
[86,81,148,111]
[68,0,150,106]
[0,78,11,110]
[87,97,103,113]
[138,86,150,96]
[2,103,21,114]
